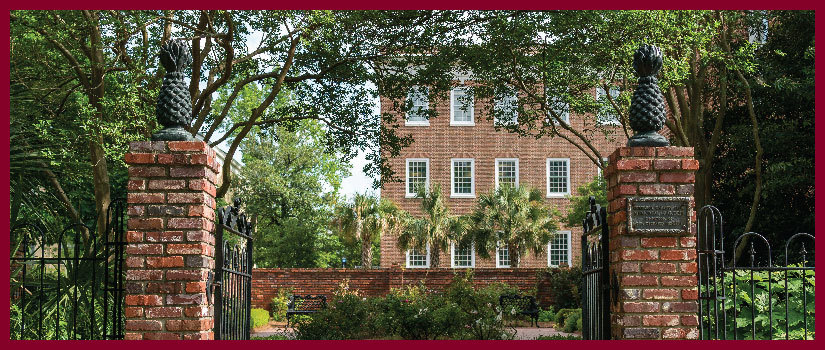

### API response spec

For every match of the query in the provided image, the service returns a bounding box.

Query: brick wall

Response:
[380,89,628,269]
[124,141,221,340]
[605,146,699,340]
[251,267,557,310]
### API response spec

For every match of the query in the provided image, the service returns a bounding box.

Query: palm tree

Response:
[468,185,560,267]
[397,183,467,268]
[332,194,407,269]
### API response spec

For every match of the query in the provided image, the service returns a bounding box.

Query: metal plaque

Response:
[627,197,690,234]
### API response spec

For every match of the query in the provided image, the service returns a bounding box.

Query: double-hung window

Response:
[548,231,572,267]
[546,158,570,197]
[406,86,429,126]
[596,86,621,125]
[450,87,474,126]
[451,158,475,198]
[495,158,519,189]
[451,241,475,268]
[496,241,510,268]
[406,158,429,198]
[494,89,518,126]
[407,244,430,268]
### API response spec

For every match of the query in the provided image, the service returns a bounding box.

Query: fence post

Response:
[123,141,220,340]
[604,146,699,339]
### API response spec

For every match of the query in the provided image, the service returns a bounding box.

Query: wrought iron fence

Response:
[581,196,611,340]
[697,205,815,340]
[10,198,126,340]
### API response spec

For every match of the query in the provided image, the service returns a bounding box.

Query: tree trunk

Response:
[510,243,520,268]
[90,138,112,243]
[695,159,713,211]
[361,233,372,269]
[729,69,764,266]
[430,246,440,268]
[85,11,112,246]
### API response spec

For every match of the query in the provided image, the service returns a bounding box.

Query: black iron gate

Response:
[10,198,126,340]
[212,199,254,340]
[697,205,815,340]
[581,196,611,340]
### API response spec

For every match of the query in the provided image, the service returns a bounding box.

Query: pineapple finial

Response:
[159,39,193,73]
[152,39,194,141]
[627,44,669,147]
[632,44,662,78]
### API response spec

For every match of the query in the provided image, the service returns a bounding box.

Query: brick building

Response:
[380,83,627,269]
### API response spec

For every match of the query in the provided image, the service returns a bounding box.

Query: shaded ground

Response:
[252,320,580,340]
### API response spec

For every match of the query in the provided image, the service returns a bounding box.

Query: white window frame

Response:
[405,158,430,198]
[406,86,430,126]
[494,89,518,126]
[495,158,520,189]
[547,231,572,268]
[597,157,609,178]
[450,158,475,198]
[450,87,475,126]
[406,243,431,268]
[596,86,621,125]
[451,241,476,268]
[546,158,571,197]
[496,241,510,268]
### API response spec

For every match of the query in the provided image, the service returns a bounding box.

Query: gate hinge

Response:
[206,271,221,304]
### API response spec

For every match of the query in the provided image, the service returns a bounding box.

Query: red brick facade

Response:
[380,89,627,268]
[124,141,221,340]
[605,146,699,340]
[252,267,558,309]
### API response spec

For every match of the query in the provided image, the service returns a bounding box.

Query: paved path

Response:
[253,321,579,340]
[512,327,578,340]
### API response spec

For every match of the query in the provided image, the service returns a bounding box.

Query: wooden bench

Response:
[286,294,327,327]
[499,294,541,327]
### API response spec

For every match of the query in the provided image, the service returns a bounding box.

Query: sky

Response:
[339,150,380,199]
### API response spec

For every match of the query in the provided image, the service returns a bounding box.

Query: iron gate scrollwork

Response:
[581,196,611,340]
[698,205,815,340]
[212,198,254,340]
[10,198,126,340]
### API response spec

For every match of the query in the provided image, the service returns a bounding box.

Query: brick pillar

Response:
[124,141,220,340]
[605,146,699,340]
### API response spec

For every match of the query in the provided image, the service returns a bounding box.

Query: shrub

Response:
[563,310,581,333]
[293,274,520,340]
[295,280,374,340]
[576,315,582,332]
[554,308,580,330]
[270,288,293,321]
[701,268,815,340]
[372,283,462,339]
[542,267,582,309]
[295,292,373,339]
[538,307,555,322]
[250,308,270,329]
[10,304,21,339]
[444,272,516,340]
